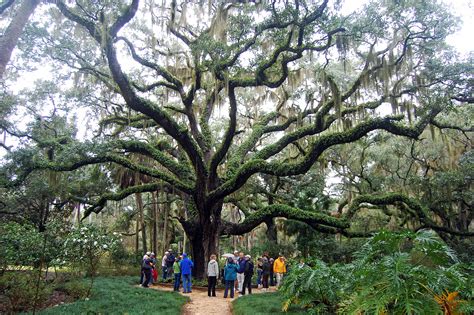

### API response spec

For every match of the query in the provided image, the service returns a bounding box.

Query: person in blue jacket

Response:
[180,253,194,293]
[223,257,239,298]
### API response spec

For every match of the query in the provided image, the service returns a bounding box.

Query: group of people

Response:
[140,249,194,293]
[140,249,289,300]
[215,251,287,298]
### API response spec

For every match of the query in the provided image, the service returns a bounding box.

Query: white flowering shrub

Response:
[58,225,121,296]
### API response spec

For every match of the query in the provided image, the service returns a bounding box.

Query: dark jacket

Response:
[180,254,193,275]
[166,253,175,267]
[237,258,246,273]
[262,261,271,275]
[244,260,254,276]
[142,258,153,270]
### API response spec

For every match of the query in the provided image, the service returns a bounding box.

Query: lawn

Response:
[32,276,188,315]
[232,292,303,315]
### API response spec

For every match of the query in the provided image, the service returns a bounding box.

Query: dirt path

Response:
[152,284,275,315]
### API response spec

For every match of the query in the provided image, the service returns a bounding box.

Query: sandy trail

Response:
[152,283,275,315]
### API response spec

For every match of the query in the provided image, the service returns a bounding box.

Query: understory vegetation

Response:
[33,277,188,315]
[279,230,474,314]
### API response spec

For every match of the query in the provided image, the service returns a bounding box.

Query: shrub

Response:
[56,280,89,299]
[0,272,52,312]
[0,222,43,272]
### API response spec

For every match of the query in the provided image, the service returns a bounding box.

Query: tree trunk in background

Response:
[162,193,169,252]
[264,218,277,243]
[0,0,39,78]
[135,192,147,254]
[135,219,139,256]
[151,192,158,254]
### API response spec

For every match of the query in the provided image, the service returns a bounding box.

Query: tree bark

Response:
[151,191,158,254]
[264,217,277,243]
[162,192,169,252]
[0,0,39,78]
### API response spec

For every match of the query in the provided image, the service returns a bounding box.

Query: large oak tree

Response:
[1,0,472,277]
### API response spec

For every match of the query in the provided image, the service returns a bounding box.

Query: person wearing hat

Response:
[241,254,254,296]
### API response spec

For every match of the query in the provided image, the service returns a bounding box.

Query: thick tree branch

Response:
[210,111,437,202]
[209,86,237,178]
[220,203,348,236]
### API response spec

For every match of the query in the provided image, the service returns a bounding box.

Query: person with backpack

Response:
[140,252,151,285]
[223,257,239,298]
[173,256,181,291]
[180,253,194,293]
[241,255,254,295]
[207,254,219,297]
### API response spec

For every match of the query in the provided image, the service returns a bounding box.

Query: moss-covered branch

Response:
[210,112,437,202]
[344,193,474,237]
[220,203,351,236]
[114,140,194,182]
[82,182,165,218]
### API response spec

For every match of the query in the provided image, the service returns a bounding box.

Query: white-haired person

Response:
[161,251,169,280]
[140,252,151,285]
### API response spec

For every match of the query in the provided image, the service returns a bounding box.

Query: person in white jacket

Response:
[207,254,219,297]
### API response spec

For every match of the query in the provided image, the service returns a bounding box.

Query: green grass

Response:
[232,292,303,315]
[33,276,188,315]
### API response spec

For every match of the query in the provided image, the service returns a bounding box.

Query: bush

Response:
[0,272,52,312]
[0,222,43,272]
[56,280,89,299]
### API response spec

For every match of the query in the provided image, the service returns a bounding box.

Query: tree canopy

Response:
[1,0,472,277]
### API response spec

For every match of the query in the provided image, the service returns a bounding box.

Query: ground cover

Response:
[32,276,188,315]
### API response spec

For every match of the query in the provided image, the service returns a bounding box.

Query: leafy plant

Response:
[280,230,473,314]
[57,225,121,296]
[279,260,351,314]
[0,272,52,313]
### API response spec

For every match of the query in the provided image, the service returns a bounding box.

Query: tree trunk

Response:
[151,192,158,254]
[264,218,277,243]
[186,201,222,279]
[188,223,220,280]
[135,192,147,253]
[162,192,169,252]
[0,0,39,78]
[135,218,139,256]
